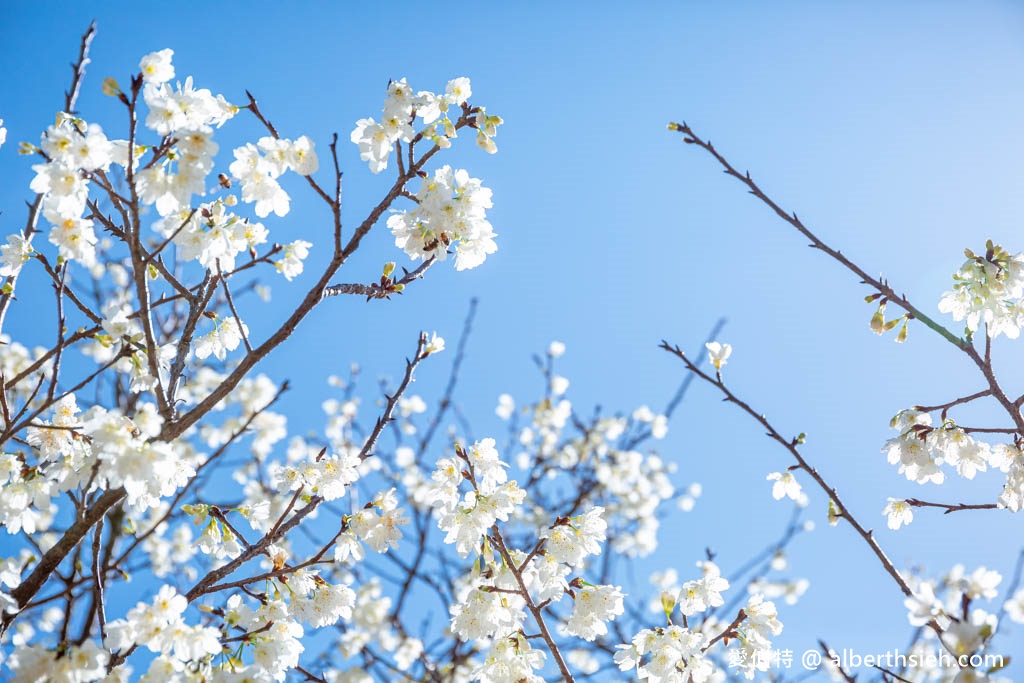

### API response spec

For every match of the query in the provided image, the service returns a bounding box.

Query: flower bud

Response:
[869,306,887,335]
[101,77,121,96]
[827,500,840,526]
[660,590,677,619]
[895,320,909,343]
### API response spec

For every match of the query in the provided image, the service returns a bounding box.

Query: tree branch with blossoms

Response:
[672,118,1024,524]
[667,116,1024,681]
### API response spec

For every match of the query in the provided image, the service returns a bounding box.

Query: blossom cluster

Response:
[349,76,501,271]
[228,135,318,219]
[28,113,110,267]
[105,585,221,664]
[899,564,1020,682]
[429,438,525,557]
[882,409,1024,511]
[350,77,500,173]
[1,395,197,544]
[425,437,630,681]
[938,241,1024,339]
[388,165,497,270]
[615,562,784,682]
[490,343,684,558]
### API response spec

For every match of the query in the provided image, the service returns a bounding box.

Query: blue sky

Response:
[2,0,1024,677]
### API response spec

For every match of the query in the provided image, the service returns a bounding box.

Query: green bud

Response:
[382,261,396,278]
[660,590,677,622]
[182,503,209,521]
[827,500,840,527]
[101,77,121,96]
[869,309,886,335]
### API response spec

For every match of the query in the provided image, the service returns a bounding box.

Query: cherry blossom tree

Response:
[0,21,1021,683]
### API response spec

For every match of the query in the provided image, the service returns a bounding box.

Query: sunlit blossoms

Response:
[938,241,1024,338]
[228,135,318,218]
[567,584,625,641]
[26,116,110,267]
[275,239,312,280]
[351,76,500,174]
[883,497,914,530]
[8,641,109,682]
[139,48,174,84]
[766,470,803,502]
[541,507,607,566]
[676,561,729,616]
[194,315,248,361]
[5,21,1024,683]
[388,165,497,270]
[158,198,268,273]
[616,569,783,682]
[430,444,525,557]
[705,341,731,370]
[105,585,220,662]
[0,232,33,277]
[881,408,1024,516]
[4,45,524,683]
[474,633,546,683]
[348,77,501,270]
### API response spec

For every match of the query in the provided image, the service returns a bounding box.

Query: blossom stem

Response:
[670,121,968,351]
[660,343,915,597]
[904,498,999,514]
[490,530,576,683]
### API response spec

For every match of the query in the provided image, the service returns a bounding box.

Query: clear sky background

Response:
[2,0,1024,678]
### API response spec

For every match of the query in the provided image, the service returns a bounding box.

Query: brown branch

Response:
[3,488,123,633]
[702,608,745,652]
[904,498,999,514]
[90,519,107,641]
[660,342,915,597]
[358,332,431,461]
[64,21,96,114]
[393,302,476,619]
[184,495,321,602]
[218,270,253,354]
[416,297,476,457]
[490,530,576,683]
[914,389,992,417]
[671,120,1024,438]
[122,78,170,418]
[185,331,428,602]
[322,257,436,301]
